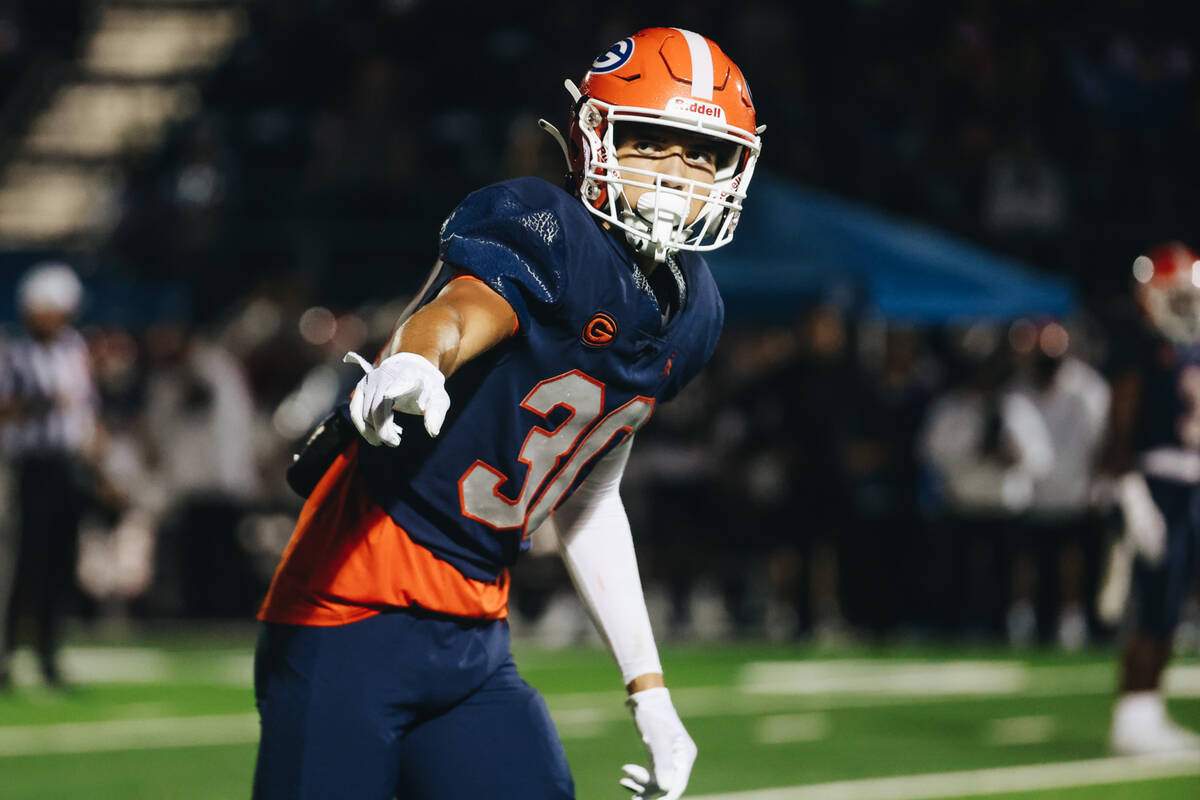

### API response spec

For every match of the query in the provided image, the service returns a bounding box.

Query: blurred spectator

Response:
[0,335,12,686]
[142,322,264,617]
[72,326,158,617]
[1009,319,1111,649]
[713,325,801,639]
[0,262,100,687]
[919,331,1053,637]
[785,306,861,641]
[632,373,730,639]
[723,306,857,641]
[838,325,939,636]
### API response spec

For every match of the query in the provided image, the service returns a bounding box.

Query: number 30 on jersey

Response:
[457,370,653,534]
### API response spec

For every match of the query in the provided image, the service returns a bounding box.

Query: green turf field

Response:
[1,632,1198,799]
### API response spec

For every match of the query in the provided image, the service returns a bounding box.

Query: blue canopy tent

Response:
[707,173,1076,323]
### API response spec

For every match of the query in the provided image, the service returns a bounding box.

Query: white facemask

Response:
[544,90,762,262]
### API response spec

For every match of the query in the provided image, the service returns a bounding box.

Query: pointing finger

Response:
[343,351,374,373]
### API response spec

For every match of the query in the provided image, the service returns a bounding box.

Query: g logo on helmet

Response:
[591,38,634,74]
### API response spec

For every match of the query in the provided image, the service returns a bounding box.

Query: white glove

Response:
[1115,472,1167,565]
[344,351,450,447]
[620,687,697,800]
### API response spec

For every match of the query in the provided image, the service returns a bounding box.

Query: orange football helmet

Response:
[542,28,763,262]
[1133,242,1200,344]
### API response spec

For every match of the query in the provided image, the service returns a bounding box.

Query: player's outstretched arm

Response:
[553,440,697,800]
[1094,370,1166,562]
[345,277,517,446]
[1093,369,1166,622]
[380,277,517,376]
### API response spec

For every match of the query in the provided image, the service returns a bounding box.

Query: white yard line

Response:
[1164,665,1200,698]
[739,660,1029,696]
[0,713,259,757]
[735,660,1127,698]
[0,649,1174,700]
[985,715,1056,747]
[688,753,1200,800]
[1,655,1198,759]
[755,713,829,744]
[7,648,174,685]
[6,647,253,687]
[2,717,1197,800]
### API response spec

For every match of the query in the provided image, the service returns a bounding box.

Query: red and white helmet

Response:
[1133,242,1200,344]
[545,28,763,262]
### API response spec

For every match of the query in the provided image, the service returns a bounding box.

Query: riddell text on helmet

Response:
[667,97,726,122]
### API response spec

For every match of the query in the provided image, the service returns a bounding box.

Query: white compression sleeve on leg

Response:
[553,438,663,685]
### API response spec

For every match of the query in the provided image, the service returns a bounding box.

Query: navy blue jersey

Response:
[353,177,724,581]
[1108,324,1200,456]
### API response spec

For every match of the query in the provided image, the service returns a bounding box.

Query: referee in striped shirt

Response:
[0,262,98,688]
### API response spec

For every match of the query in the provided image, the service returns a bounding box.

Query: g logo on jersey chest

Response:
[582,312,618,348]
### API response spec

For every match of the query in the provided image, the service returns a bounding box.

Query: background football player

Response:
[252,28,762,799]
[1100,242,1200,755]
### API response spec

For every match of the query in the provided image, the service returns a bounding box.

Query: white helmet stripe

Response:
[674,28,714,101]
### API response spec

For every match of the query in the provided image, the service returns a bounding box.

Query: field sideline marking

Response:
[0,713,260,757]
[985,715,1055,746]
[3,657,1199,758]
[10,648,1200,700]
[755,713,829,744]
[0,681,1082,759]
[688,752,1200,800]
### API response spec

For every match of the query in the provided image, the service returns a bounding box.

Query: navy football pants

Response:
[252,611,575,799]
[1134,477,1200,638]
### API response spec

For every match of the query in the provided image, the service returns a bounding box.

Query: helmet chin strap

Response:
[537,119,571,172]
[622,191,690,263]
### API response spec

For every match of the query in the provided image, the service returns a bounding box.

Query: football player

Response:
[1102,242,1200,755]
[252,28,762,800]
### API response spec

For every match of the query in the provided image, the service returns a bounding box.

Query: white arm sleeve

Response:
[1000,391,1054,476]
[553,436,663,685]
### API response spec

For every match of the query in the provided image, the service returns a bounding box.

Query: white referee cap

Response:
[18,261,83,315]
